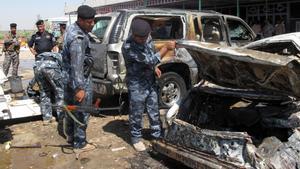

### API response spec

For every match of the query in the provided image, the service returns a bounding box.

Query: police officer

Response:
[56,23,66,53]
[33,52,64,125]
[2,23,20,77]
[28,20,57,58]
[122,19,175,151]
[27,20,57,103]
[62,5,96,152]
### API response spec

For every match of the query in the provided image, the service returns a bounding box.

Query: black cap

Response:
[36,20,44,26]
[131,19,151,37]
[10,23,17,28]
[77,5,96,19]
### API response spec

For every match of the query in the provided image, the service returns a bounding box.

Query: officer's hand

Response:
[166,41,176,50]
[155,67,162,78]
[75,89,85,102]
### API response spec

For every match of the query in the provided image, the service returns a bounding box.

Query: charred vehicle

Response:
[152,40,300,168]
[90,8,256,107]
[244,32,300,57]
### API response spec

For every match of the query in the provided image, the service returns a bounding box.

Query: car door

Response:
[91,14,116,79]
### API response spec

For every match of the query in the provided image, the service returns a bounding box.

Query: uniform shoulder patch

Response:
[75,33,84,40]
[124,43,131,49]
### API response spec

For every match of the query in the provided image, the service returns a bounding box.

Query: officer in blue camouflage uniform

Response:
[2,23,20,77]
[33,52,64,124]
[122,19,175,151]
[62,5,96,151]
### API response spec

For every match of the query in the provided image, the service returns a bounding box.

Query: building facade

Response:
[65,0,300,32]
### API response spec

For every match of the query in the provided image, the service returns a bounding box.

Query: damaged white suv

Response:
[90,8,256,107]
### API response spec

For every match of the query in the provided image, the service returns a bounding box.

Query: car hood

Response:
[244,32,300,50]
[177,40,300,98]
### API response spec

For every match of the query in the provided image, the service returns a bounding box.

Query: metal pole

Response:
[265,0,268,20]
[199,0,202,11]
[237,0,240,17]
[144,0,148,8]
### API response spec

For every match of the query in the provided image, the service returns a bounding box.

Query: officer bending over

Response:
[34,52,64,125]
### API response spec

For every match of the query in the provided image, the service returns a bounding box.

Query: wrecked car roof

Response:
[177,40,300,98]
[244,32,300,51]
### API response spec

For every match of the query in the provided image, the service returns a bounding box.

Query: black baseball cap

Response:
[36,20,44,26]
[131,19,151,37]
[10,23,17,28]
[77,5,96,19]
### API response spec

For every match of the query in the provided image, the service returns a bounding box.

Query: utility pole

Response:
[199,0,202,11]
[237,0,240,17]
[144,0,148,7]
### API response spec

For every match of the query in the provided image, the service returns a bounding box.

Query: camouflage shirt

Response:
[56,33,64,52]
[62,22,93,91]
[2,32,20,53]
[34,52,62,71]
[122,36,161,90]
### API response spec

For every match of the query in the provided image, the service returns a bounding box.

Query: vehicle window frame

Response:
[122,14,186,41]
[200,15,227,44]
[193,15,202,41]
[92,16,112,42]
[225,17,255,45]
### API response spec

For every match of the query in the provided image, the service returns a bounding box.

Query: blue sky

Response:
[0,0,83,30]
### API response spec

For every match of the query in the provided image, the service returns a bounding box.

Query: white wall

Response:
[65,0,135,13]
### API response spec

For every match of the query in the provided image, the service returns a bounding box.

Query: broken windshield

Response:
[92,17,111,40]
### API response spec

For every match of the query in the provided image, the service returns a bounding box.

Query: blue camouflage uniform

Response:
[62,22,94,148]
[122,36,162,144]
[34,52,64,121]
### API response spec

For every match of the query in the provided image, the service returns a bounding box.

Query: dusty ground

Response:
[0,50,189,169]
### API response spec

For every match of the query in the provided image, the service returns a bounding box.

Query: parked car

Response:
[90,8,256,108]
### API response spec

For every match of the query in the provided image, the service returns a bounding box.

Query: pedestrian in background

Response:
[62,5,96,152]
[2,23,20,77]
[122,18,175,151]
[251,19,262,38]
[275,18,286,35]
[262,19,274,38]
[56,23,67,53]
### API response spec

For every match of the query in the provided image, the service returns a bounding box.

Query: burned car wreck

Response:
[152,40,300,169]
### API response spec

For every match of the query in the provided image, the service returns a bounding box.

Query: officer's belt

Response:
[5,51,17,55]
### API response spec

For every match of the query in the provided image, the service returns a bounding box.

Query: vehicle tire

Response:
[158,72,187,108]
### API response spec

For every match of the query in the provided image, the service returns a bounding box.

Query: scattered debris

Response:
[111,146,126,152]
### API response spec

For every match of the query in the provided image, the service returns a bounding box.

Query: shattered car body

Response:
[244,32,300,57]
[152,40,300,168]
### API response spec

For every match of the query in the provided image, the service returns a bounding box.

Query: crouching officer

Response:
[62,5,96,152]
[34,52,64,125]
[2,23,20,77]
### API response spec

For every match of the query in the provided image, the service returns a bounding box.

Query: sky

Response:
[0,0,83,30]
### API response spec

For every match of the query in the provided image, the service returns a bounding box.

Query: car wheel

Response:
[159,72,187,108]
